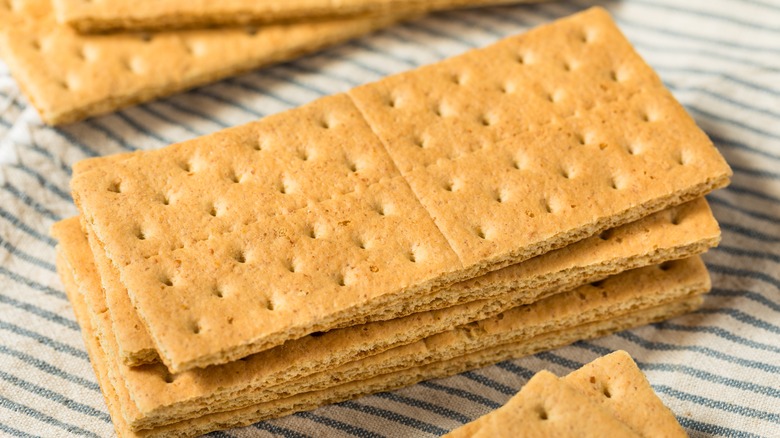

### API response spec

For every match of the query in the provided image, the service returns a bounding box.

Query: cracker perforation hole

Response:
[538,407,548,420]
[476,227,487,240]
[563,60,574,72]
[319,118,332,129]
[494,189,506,203]
[305,224,319,239]
[575,134,586,145]
[443,180,455,192]
[191,321,201,334]
[602,387,612,398]
[480,114,495,127]
[234,251,246,264]
[407,250,417,263]
[336,273,346,287]
[560,167,572,179]
[413,136,426,149]
[136,229,146,240]
[265,298,275,311]
[677,150,689,166]
[161,276,173,287]
[107,180,122,193]
[452,72,465,85]
[286,258,298,273]
[610,176,621,190]
[543,198,553,213]
[671,211,682,226]
[610,70,619,82]
[626,143,638,155]
[213,286,224,298]
[355,236,367,249]
[179,160,192,172]
[375,203,387,216]
[346,158,358,173]
[388,96,398,108]
[516,52,526,64]
[31,38,41,51]
[208,204,218,217]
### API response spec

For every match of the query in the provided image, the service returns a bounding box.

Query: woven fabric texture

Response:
[0,0,778,436]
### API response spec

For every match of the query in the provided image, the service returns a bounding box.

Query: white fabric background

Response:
[0,0,778,436]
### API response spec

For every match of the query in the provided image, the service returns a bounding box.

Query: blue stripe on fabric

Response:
[624,0,780,34]
[615,332,780,373]
[2,184,62,221]
[374,391,472,424]
[708,263,780,290]
[223,78,299,108]
[715,245,780,264]
[8,163,72,202]
[695,308,780,334]
[0,395,100,437]
[51,128,99,158]
[460,371,516,396]
[730,164,780,180]
[719,222,780,243]
[0,345,98,391]
[689,105,780,142]
[159,100,231,129]
[113,112,173,146]
[710,288,780,312]
[191,89,266,118]
[0,423,39,438]
[0,267,66,300]
[0,294,77,330]
[0,237,57,273]
[534,351,583,371]
[0,320,87,359]
[136,105,206,137]
[81,120,139,152]
[496,361,536,380]
[295,411,384,438]
[417,381,501,409]
[653,321,780,353]
[639,363,780,399]
[337,400,449,436]
[19,141,74,176]
[254,422,310,438]
[677,417,763,438]
[654,385,780,423]
[709,196,780,225]
[0,371,110,422]
[725,183,780,204]
[0,207,56,247]
[707,133,780,163]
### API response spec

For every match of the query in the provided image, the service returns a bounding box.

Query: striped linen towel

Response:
[0,0,778,436]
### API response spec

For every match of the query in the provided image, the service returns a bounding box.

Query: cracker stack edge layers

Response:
[70,7,731,373]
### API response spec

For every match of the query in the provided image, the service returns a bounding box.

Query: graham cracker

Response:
[89,196,717,367]
[0,0,409,125]
[564,350,687,437]
[70,7,731,373]
[444,370,640,438]
[445,350,685,437]
[52,0,540,33]
[118,255,710,430]
[54,215,710,431]
[60,251,702,437]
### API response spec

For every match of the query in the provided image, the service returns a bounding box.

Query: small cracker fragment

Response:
[0,0,409,125]
[446,370,640,438]
[564,350,688,437]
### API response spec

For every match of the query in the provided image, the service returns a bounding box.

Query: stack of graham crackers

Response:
[51,8,732,438]
[0,0,537,126]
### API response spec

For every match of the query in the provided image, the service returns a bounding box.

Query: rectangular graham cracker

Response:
[0,0,410,125]
[54,214,710,431]
[89,196,718,367]
[52,0,541,33]
[445,350,685,437]
[60,249,703,438]
[70,7,732,373]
